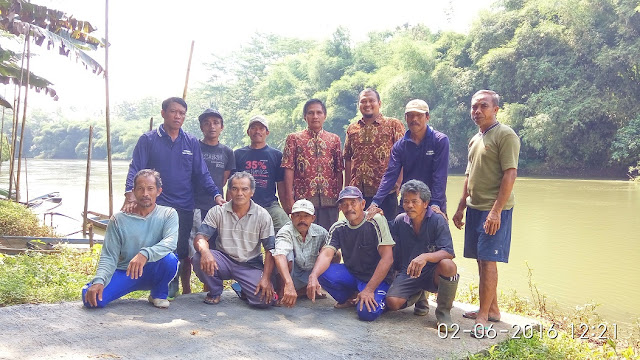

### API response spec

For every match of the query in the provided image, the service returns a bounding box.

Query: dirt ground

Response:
[0,291,537,359]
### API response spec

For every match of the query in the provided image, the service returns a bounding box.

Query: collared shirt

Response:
[125,125,221,211]
[390,208,454,272]
[344,114,405,197]
[324,212,395,283]
[197,200,275,269]
[92,205,178,287]
[271,222,328,271]
[373,126,449,212]
[281,129,344,207]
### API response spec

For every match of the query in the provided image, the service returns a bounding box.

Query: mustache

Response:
[296,222,309,227]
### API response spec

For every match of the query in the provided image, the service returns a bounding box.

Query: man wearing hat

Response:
[270,199,331,307]
[306,186,395,321]
[233,115,289,235]
[367,98,450,218]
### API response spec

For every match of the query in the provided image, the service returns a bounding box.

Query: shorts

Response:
[387,264,438,299]
[463,207,513,263]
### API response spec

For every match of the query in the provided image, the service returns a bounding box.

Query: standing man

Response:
[452,90,520,338]
[367,99,449,218]
[192,172,276,308]
[282,99,344,231]
[83,169,178,309]
[385,180,459,331]
[344,88,405,222]
[270,199,329,307]
[306,186,395,321]
[123,97,224,298]
[234,115,289,235]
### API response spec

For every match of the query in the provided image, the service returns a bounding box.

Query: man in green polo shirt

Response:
[453,90,520,338]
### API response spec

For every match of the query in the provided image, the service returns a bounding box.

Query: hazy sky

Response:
[9,0,495,117]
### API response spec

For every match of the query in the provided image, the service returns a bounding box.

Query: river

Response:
[1,158,639,335]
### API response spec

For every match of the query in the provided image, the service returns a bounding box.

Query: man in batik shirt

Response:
[282,98,344,231]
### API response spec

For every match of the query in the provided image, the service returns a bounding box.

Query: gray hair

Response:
[134,169,162,189]
[228,171,256,191]
[472,89,500,107]
[400,180,431,203]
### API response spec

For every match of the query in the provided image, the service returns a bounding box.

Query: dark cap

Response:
[337,186,364,203]
[198,108,223,123]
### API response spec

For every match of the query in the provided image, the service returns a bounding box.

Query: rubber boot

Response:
[413,291,429,316]
[168,260,181,300]
[435,275,459,331]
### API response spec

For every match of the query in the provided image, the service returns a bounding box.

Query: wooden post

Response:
[0,107,5,175]
[89,224,94,249]
[149,117,153,131]
[15,28,31,203]
[182,40,195,100]
[104,0,114,216]
[82,126,94,236]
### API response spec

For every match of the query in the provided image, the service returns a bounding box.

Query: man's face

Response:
[229,177,254,207]
[200,116,223,142]
[405,111,429,135]
[247,123,269,145]
[359,91,381,119]
[133,175,162,208]
[161,101,187,133]
[291,212,315,234]
[470,94,499,130]
[304,103,326,132]
[338,198,365,225]
[402,191,428,222]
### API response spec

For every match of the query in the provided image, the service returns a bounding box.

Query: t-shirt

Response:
[194,141,235,211]
[234,145,283,208]
[466,123,520,211]
[324,212,395,283]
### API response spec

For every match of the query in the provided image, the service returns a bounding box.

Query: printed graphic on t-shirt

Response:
[243,159,270,189]
[203,152,227,168]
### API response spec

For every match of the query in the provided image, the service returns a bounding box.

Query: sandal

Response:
[462,310,500,322]
[334,298,357,308]
[470,325,491,339]
[204,295,221,305]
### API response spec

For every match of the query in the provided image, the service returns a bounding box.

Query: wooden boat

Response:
[0,188,16,200]
[82,210,110,230]
[27,192,62,213]
[0,235,103,255]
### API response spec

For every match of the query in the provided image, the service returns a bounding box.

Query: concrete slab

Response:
[0,291,538,359]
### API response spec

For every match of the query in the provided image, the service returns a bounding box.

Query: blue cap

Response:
[337,186,363,203]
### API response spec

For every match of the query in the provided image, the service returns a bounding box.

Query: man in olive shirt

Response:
[453,90,520,338]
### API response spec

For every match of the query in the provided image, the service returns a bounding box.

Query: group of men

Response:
[82,89,519,338]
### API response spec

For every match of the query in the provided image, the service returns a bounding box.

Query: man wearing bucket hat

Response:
[270,199,331,307]
[367,98,449,219]
[306,186,395,321]
[234,115,289,235]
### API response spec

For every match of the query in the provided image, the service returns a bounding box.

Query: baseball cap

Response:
[337,186,364,203]
[247,115,269,131]
[291,199,315,215]
[198,108,223,123]
[404,99,430,114]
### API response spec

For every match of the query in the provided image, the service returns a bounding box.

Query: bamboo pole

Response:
[105,0,114,216]
[8,37,27,200]
[83,126,94,236]
[182,40,195,100]
[0,107,5,174]
[149,117,153,131]
[15,28,31,203]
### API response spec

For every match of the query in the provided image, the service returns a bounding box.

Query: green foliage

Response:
[0,199,55,236]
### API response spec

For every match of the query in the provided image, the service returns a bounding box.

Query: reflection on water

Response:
[2,159,639,332]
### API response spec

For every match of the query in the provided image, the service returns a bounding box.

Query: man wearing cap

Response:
[234,115,289,235]
[385,180,459,332]
[123,97,225,298]
[306,186,395,321]
[453,90,519,338]
[367,98,449,218]
[282,99,344,231]
[270,199,330,307]
[344,88,405,222]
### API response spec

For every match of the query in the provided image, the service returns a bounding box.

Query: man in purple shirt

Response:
[122,97,225,298]
[367,99,449,218]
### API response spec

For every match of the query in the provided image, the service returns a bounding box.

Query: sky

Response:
[4,0,496,118]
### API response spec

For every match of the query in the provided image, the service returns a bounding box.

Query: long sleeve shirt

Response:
[372,126,449,212]
[92,205,178,287]
[125,125,221,211]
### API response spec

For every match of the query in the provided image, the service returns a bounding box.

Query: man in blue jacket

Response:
[122,97,224,298]
[367,99,449,217]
